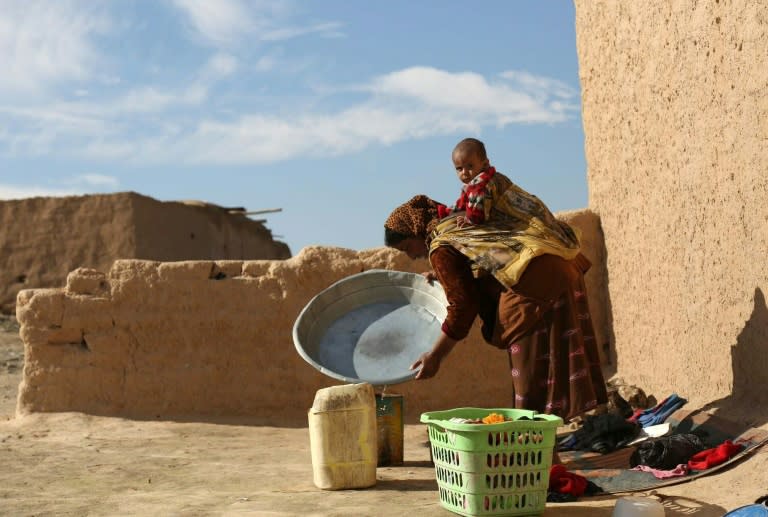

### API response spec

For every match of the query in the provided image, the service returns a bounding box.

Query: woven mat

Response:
[560,408,768,494]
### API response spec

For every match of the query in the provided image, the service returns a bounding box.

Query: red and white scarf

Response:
[437,166,496,224]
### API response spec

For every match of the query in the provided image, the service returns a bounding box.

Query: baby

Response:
[438,137,498,228]
[437,137,580,253]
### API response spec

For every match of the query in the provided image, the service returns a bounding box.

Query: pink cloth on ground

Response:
[631,463,689,479]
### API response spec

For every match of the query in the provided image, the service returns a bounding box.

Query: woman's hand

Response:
[421,270,437,283]
[410,352,442,380]
[410,332,457,380]
[455,215,476,228]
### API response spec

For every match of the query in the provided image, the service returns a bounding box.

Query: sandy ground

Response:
[0,317,766,516]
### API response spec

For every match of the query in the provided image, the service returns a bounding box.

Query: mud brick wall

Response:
[15,211,607,422]
[0,192,290,314]
[575,1,768,408]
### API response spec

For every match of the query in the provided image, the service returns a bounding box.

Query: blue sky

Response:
[0,1,587,255]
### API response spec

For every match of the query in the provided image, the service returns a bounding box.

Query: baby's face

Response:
[452,150,489,184]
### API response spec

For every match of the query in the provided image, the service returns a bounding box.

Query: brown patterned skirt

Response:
[493,253,608,421]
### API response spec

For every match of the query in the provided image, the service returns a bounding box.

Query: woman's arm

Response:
[432,246,481,340]
[409,332,457,380]
[409,246,481,380]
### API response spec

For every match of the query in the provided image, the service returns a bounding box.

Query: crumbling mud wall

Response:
[575,1,768,409]
[15,210,608,422]
[0,192,290,313]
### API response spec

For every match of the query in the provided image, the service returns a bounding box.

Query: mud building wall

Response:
[0,192,289,314]
[15,211,608,422]
[575,0,768,409]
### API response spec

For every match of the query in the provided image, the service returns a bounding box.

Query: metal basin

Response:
[293,269,447,385]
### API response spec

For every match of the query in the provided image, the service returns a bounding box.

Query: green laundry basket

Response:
[421,408,562,517]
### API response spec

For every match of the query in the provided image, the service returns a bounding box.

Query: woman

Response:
[384,195,607,421]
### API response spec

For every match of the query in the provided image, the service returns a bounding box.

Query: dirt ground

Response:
[0,316,766,516]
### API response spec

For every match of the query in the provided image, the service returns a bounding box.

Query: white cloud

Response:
[144,67,578,165]
[90,53,235,113]
[368,67,572,123]
[0,173,119,200]
[0,49,235,154]
[0,103,107,156]
[0,104,104,130]
[80,140,137,161]
[500,70,576,100]
[0,0,109,96]
[254,55,276,72]
[204,53,239,78]
[0,183,78,200]
[261,21,345,42]
[171,0,344,46]
[1,65,578,165]
[69,174,120,188]
[107,84,206,114]
[60,52,234,116]
[176,108,435,163]
[171,0,256,46]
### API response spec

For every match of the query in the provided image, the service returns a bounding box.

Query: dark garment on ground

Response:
[607,390,635,419]
[430,247,608,421]
[546,481,604,503]
[629,433,707,470]
[560,413,641,453]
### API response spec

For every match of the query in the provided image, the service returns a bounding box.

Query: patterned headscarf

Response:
[384,195,442,239]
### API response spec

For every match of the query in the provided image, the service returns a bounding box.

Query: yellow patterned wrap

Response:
[429,173,581,288]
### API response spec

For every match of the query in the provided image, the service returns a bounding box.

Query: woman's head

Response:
[384,195,440,259]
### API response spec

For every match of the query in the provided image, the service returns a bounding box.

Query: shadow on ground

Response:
[655,493,728,517]
[374,478,437,491]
